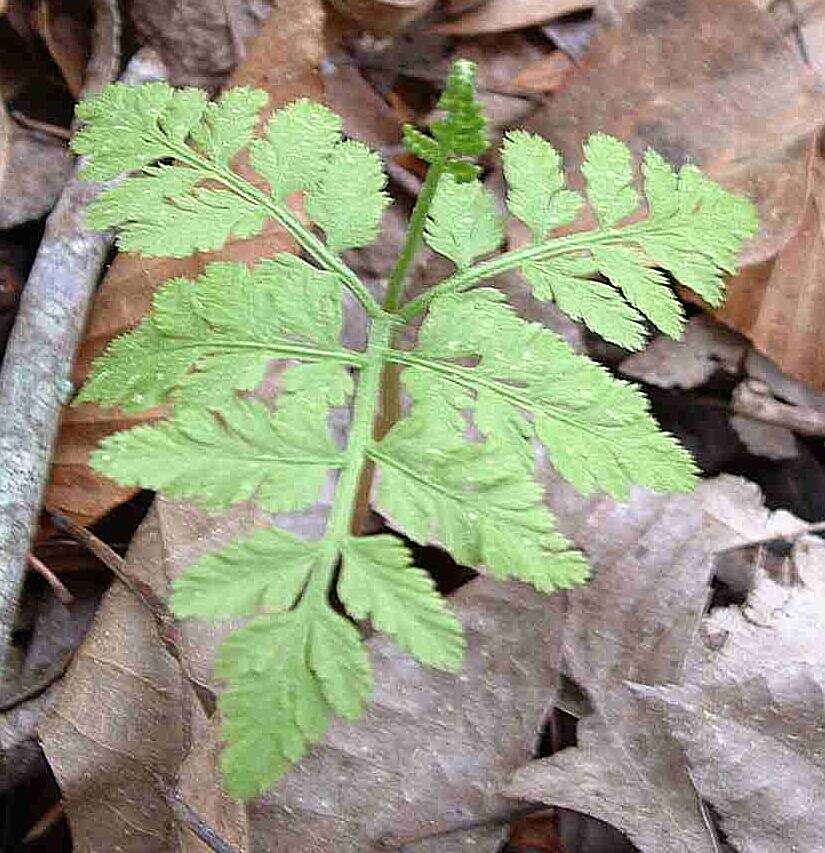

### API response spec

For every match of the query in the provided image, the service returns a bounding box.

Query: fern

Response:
[71,59,757,800]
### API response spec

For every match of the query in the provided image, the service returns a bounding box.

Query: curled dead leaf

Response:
[328,0,437,34]
[435,0,591,35]
[506,474,813,852]
[636,533,825,852]
[713,152,825,391]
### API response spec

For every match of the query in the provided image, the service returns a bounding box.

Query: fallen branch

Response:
[0,47,168,678]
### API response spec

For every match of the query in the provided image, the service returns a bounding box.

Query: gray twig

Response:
[163,787,240,853]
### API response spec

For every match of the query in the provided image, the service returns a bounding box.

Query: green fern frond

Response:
[71,63,756,800]
[502,130,582,241]
[90,396,341,513]
[401,58,487,178]
[170,528,320,619]
[496,130,758,346]
[76,257,354,413]
[216,605,372,799]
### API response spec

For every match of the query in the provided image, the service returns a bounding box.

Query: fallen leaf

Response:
[714,153,825,391]
[454,33,552,95]
[128,0,267,89]
[729,412,798,460]
[619,315,746,390]
[435,0,590,35]
[746,350,825,410]
[33,0,90,98]
[328,0,437,34]
[636,533,825,852]
[526,0,825,266]
[513,52,575,93]
[47,0,327,525]
[506,474,808,851]
[0,125,72,228]
[39,502,249,853]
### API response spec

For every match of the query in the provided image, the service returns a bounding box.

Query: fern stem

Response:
[397,224,651,320]
[304,318,392,603]
[165,140,387,320]
[384,160,446,312]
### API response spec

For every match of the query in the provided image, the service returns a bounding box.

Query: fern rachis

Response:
[71,59,757,799]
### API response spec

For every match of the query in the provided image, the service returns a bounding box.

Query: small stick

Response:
[22,801,65,843]
[49,512,217,715]
[10,111,72,141]
[162,787,240,853]
[376,804,549,849]
[26,553,73,605]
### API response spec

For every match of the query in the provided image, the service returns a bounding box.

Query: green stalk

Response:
[383,159,446,312]
[302,318,392,604]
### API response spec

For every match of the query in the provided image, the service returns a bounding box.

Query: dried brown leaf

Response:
[33,0,90,98]
[38,502,248,853]
[506,475,809,851]
[47,0,328,525]
[435,0,590,35]
[526,0,825,266]
[715,154,825,391]
[328,0,436,34]
[0,125,72,228]
[128,0,266,89]
[513,52,575,93]
[636,534,825,852]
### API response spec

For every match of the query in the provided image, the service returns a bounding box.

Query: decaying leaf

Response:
[128,0,267,89]
[714,154,825,391]
[527,0,825,266]
[512,52,575,94]
[39,502,248,852]
[0,125,72,229]
[435,0,590,35]
[636,534,825,852]
[328,0,437,34]
[47,0,327,525]
[33,0,91,98]
[506,474,809,851]
[619,315,746,389]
